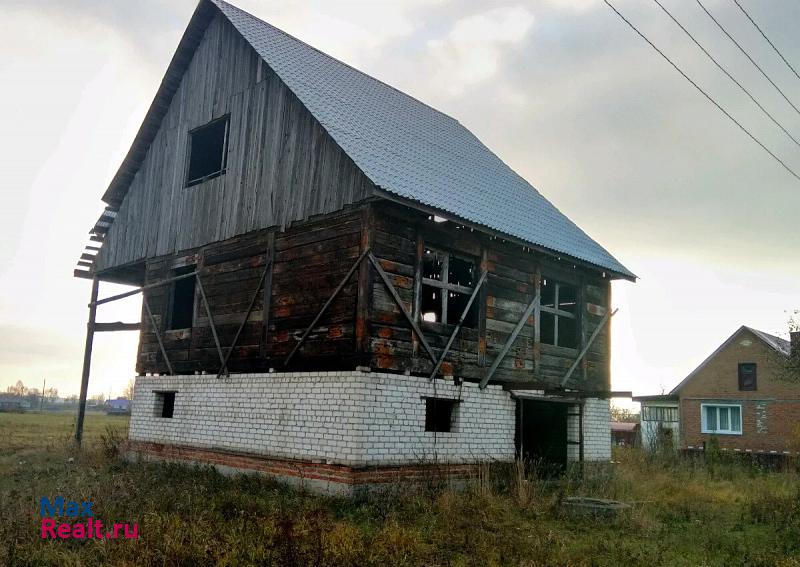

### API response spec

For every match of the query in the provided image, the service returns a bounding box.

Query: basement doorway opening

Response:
[516,399,570,476]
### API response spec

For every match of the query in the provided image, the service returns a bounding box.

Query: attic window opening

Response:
[421,248,478,327]
[738,363,757,391]
[424,397,459,432]
[540,278,579,349]
[186,116,229,186]
[168,266,196,330]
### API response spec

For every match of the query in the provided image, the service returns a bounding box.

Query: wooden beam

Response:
[94,322,141,332]
[411,230,423,358]
[143,296,173,375]
[428,270,487,380]
[368,252,437,364]
[75,278,99,445]
[284,248,370,367]
[196,276,225,372]
[74,269,93,280]
[480,291,540,389]
[217,259,272,378]
[355,206,373,358]
[92,271,198,307]
[560,308,618,387]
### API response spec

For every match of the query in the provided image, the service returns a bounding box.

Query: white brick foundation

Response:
[567,398,612,462]
[130,371,516,467]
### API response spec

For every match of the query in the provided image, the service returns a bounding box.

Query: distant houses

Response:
[0,397,32,412]
[636,326,799,456]
[106,398,131,415]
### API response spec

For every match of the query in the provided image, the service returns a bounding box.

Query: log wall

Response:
[136,202,611,390]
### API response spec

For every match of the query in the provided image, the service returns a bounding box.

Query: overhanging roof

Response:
[83,0,635,280]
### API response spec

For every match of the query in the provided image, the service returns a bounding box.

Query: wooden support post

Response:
[285,248,370,367]
[368,252,437,365]
[217,260,272,378]
[143,296,174,375]
[355,206,373,360]
[196,276,225,372]
[411,230,423,358]
[428,270,488,380]
[480,291,540,389]
[560,308,618,387]
[75,278,99,445]
[261,233,275,359]
[477,247,488,367]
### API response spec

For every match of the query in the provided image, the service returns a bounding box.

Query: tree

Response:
[611,405,639,423]
[122,379,135,400]
[7,380,27,397]
[787,309,800,381]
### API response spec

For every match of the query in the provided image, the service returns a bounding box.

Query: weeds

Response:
[2,412,800,566]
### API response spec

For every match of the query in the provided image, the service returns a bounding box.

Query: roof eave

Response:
[373,188,636,282]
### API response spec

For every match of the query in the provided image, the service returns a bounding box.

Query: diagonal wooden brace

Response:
[560,308,618,387]
[428,270,488,380]
[196,275,225,372]
[480,291,540,389]
[216,259,273,379]
[368,252,437,365]
[284,248,371,367]
[143,295,174,375]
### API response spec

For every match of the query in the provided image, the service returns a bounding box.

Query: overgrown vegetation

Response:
[2,412,800,566]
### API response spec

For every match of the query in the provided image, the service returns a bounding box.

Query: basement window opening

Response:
[421,247,478,327]
[168,266,196,330]
[540,278,579,349]
[155,391,176,419]
[186,115,229,187]
[424,397,458,432]
[738,363,757,391]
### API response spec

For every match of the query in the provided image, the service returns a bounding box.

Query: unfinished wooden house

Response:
[74,0,635,493]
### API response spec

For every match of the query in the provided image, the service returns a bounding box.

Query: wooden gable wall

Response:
[95,12,374,272]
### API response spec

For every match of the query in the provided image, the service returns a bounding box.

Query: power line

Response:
[696,0,800,119]
[602,0,800,183]
[732,0,800,83]
[652,0,800,150]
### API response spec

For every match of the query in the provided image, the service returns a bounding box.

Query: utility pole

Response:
[40,378,46,412]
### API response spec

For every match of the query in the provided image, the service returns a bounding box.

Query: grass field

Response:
[2,411,800,566]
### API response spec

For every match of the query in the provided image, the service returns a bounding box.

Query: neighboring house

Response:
[637,326,800,455]
[610,422,639,447]
[73,0,633,493]
[106,398,131,415]
[633,394,680,450]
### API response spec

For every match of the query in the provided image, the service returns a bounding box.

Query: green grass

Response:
[1,412,800,566]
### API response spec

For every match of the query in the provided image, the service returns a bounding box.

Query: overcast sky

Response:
[1,0,798,400]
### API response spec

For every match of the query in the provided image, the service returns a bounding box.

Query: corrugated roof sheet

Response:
[748,327,791,356]
[210,0,634,279]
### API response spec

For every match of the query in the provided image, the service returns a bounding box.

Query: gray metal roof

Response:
[209,0,634,279]
[748,327,791,356]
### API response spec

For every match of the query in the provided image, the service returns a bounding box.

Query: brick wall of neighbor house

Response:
[567,398,612,462]
[129,371,516,468]
[680,328,800,453]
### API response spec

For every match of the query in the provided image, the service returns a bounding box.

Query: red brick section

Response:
[680,328,800,453]
[127,441,481,485]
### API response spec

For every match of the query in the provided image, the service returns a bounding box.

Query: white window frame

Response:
[701,403,742,435]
